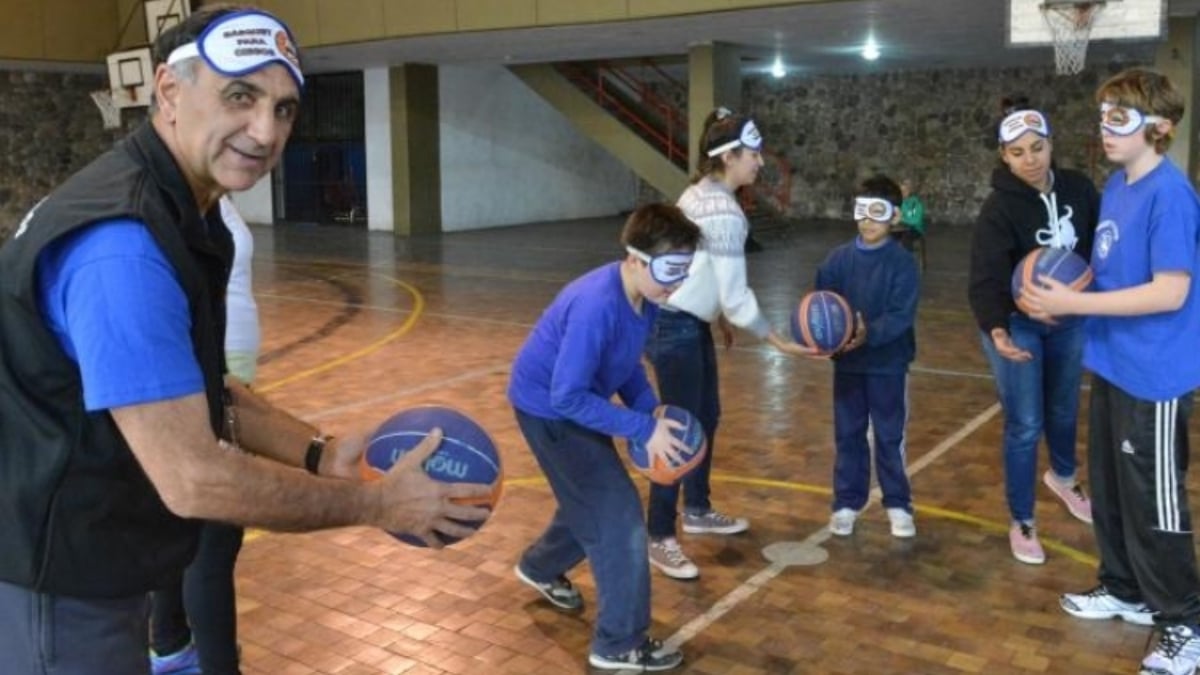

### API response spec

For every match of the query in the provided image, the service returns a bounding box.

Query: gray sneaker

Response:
[649,537,699,580]
[681,509,749,535]
[513,564,583,612]
[589,637,683,671]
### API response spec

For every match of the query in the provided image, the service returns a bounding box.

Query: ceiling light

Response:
[771,56,786,78]
[862,40,880,61]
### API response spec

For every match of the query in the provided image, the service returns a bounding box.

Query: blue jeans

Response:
[514,410,650,656]
[643,310,720,540]
[980,314,1084,523]
[0,580,150,674]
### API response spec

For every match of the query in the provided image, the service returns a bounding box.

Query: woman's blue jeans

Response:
[980,314,1084,523]
[643,310,720,540]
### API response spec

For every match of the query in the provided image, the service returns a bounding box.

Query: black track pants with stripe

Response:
[1089,375,1200,623]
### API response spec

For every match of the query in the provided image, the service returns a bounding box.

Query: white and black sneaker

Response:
[1060,585,1155,626]
[588,637,683,671]
[1141,624,1200,675]
[514,564,583,612]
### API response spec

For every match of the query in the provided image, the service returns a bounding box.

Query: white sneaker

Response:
[887,508,916,538]
[1141,624,1200,675]
[1060,585,1155,626]
[648,537,699,580]
[829,508,857,536]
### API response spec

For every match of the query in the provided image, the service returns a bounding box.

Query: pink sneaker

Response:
[1009,523,1045,565]
[1043,470,1093,524]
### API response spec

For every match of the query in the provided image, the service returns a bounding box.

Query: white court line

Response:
[306,364,511,421]
[657,401,1002,657]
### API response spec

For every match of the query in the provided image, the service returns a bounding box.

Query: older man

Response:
[0,6,492,673]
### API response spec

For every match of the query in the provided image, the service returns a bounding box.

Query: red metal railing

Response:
[557,61,688,167]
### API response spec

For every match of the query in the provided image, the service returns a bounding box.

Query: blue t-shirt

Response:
[1084,159,1200,400]
[507,262,659,443]
[36,219,205,411]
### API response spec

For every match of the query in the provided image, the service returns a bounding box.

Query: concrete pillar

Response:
[1155,16,1197,185]
[687,42,741,174]
[388,64,442,235]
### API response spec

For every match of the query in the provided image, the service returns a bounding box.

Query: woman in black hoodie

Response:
[968,97,1100,566]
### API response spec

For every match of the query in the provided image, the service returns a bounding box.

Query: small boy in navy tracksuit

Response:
[816,174,920,539]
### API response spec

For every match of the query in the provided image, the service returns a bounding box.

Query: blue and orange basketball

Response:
[360,405,503,547]
[627,405,707,485]
[1011,247,1093,316]
[791,290,853,354]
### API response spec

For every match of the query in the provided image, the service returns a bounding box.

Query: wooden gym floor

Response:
[230,216,1198,675]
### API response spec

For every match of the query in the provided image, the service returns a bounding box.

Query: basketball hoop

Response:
[90,90,121,130]
[1040,1,1105,75]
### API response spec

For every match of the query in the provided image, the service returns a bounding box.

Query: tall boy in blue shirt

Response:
[1023,68,1200,675]
[508,204,700,672]
[816,175,920,539]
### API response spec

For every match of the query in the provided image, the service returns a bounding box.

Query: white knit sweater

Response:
[666,177,770,338]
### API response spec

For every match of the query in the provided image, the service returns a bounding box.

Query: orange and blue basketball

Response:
[791,290,853,354]
[360,405,503,547]
[1011,247,1093,316]
[627,405,707,485]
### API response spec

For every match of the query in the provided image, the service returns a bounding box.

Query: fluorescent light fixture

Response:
[771,56,786,78]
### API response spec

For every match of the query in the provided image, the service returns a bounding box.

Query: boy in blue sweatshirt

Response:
[816,175,921,539]
[508,203,700,672]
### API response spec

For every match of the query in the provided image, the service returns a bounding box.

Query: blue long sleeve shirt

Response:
[815,237,919,375]
[508,262,659,443]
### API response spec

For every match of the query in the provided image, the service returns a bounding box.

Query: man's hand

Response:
[369,429,495,548]
[321,431,368,479]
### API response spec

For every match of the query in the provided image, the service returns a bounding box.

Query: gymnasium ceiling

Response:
[305,0,1200,76]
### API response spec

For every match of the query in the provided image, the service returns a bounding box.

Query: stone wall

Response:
[744,62,1142,225]
[0,70,136,243]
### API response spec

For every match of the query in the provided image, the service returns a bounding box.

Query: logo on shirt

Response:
[1036,205,1079,249]
[1095,220,1120,260]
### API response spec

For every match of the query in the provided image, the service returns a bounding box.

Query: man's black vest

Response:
[0,122,231,597]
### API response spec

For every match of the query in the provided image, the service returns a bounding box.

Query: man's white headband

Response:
[706,119,764,157]
[167,10,304,89]
[998,110,1050,144]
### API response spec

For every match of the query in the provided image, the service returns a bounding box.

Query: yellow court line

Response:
[245,273,423,543]
[256,274,425,394]
[503,471,1099,567]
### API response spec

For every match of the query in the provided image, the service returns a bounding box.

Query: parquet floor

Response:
[230,216,1197,674]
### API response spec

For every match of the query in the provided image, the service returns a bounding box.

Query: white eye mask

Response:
[706,119,763,157]
[998,110,1050,144]
[854,197,895,224]
[167,10,304,89]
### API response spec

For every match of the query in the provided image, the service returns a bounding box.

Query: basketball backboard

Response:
[106,47,153,109]
[144,0,191,43]
[1008,0,1166,45]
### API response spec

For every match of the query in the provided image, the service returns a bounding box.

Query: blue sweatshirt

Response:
[508,262,659,443]
[815,237,919,375]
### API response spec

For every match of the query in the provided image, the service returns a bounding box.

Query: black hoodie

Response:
[968,166,1100,334]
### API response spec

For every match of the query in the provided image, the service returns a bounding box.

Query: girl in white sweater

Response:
[645,108,813,580]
